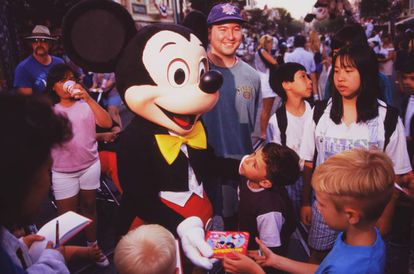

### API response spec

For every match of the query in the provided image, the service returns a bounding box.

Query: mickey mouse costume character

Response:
[62,0,240,269]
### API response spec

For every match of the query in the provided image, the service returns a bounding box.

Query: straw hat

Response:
[25,25,57,41]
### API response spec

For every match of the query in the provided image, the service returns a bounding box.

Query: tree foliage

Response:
[313,16,346,34]
[360,0,389,19]
[244,7,303,37]
[360,0,404,23]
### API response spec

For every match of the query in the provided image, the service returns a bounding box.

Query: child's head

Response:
[293,35,306,48]
[46,63,78,103]
[114,224,176,274]
[330,45,380,124]
[401,55,414,93]
[312,148,394,230]
[331,24,368,55]
[258,34,273,51]
[269,62,312,102]
[381,33,392,44]
[0,94,72,227]
[239,143,300,189]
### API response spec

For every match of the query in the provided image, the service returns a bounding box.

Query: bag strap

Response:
[313,99,328,125]
[276,104,288,146]
[383,105,399,151]
[312,100,328,169]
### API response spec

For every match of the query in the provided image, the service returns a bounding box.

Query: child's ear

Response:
[281,81,291,91]
[344,207,361,225]
[258,179,273,189]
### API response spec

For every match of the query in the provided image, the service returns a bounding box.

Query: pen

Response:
[394,182,410,195]
[55,220,60,248]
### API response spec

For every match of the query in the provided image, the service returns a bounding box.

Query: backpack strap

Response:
[410,112,414,139]
[276,104,288,146]
[312,100,328,169]
[383,105,399,151]
[313,99,328,125]
[401,96,409,122]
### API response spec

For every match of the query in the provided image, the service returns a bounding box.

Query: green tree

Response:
[314,16,346,34]
[360,0,404,23]
[244,7,303,37]
[360,0,404,36]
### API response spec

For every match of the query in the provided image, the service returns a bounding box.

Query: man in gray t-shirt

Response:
[202,3,261,226]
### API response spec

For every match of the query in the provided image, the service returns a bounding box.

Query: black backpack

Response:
[276,100,399,150]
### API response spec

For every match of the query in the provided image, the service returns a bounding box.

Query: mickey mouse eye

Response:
[198,58,208,80]
[168,59,189,87]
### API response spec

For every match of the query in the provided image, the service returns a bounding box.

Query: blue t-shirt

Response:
[13,55,64,94]
[202,60,261,159]
[316,228,385,274]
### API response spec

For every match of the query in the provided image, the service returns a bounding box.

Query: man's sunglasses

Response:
[32,38,49,43]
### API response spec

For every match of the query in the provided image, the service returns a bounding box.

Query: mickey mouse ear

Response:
[304,13,316,23]
[182,10,208,49]
[62,0,136,72]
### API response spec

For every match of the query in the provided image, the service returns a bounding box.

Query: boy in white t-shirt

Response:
[266,62,313,217]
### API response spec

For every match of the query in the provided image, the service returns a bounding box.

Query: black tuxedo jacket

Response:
[117,116,240,234]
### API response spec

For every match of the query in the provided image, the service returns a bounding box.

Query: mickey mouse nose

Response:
[199,70,223,94]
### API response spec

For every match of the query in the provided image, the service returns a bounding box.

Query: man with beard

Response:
[14,25,64,95]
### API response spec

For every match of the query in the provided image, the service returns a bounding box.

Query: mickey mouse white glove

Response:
[177,216,214,270]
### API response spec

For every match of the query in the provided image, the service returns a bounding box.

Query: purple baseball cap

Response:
[207,3,246,26]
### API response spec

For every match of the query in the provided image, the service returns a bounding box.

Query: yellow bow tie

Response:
[155,121,207,165]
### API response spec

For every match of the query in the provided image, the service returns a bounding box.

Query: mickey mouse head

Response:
[63,0,223,135]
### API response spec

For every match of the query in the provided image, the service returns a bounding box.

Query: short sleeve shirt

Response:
[13,55,64,94]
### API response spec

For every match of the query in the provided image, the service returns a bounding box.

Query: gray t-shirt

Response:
[203,59,261,159]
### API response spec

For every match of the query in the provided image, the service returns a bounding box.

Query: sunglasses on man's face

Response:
[32,38,49,43]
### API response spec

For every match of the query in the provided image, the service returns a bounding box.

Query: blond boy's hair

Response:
[312,148,395,221]
[114,224,176,274]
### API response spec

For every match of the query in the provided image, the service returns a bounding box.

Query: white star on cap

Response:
[221,3,237,15]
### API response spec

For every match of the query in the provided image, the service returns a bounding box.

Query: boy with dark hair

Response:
[238,142,300,258]
[284,36,318,101]
[266,63,312,218]
[224,148,395,274]
[402,55,414,156]
[390,56,414,273]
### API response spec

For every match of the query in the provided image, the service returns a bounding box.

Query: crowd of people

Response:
[1,1,414,274]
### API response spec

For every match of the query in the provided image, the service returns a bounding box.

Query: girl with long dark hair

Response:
[300,45,412,263]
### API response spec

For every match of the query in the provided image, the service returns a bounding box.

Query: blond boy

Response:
[114,224,177,274]
[223,148,394,274]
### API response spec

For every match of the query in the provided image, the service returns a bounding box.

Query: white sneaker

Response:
[87,241,110,268]
[95,253,110,268]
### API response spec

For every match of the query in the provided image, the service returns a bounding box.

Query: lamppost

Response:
[172,0,180,23]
